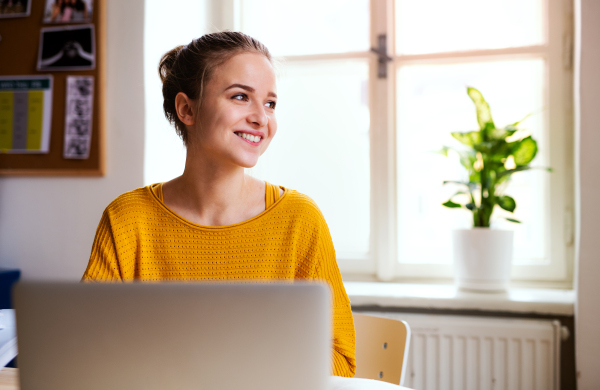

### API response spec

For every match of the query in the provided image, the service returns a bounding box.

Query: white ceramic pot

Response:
[452,228,514,292]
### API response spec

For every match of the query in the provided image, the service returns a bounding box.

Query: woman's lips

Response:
[234,131,263,146]
[238,136,261,146]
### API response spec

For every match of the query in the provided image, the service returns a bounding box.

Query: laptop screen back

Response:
[14,282,330,390]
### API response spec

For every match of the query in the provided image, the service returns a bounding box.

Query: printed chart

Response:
[0,76,53,153]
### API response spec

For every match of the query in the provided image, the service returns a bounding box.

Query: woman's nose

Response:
[247,103,268,127]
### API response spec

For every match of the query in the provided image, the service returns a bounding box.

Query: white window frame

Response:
[230,0,574,286]
[386,0,574,286]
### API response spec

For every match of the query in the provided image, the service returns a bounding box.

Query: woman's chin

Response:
[234,156,260,169]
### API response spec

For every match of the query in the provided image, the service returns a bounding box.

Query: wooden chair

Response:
[352,313,411,386]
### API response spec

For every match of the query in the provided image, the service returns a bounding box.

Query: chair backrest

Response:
[353,313,411,386]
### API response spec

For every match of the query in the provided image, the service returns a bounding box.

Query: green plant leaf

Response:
[434,146,451,157]
[490,141,513,161]
[451,131,482,147]
[512,136,538,166]
[498,165,553,183]
[469,172,480,184]
[473,141,495,154]
[498,165,531,179]
[489,128,518,141]
[459,153,477,174]
[496,195,516,212]
[442,200,462,208]
[507,112,532,128]
[467,87,495,131]
[443,180,464,185]
[505,218,522,223]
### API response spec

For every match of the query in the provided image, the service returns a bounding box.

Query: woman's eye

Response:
[232,93,248,101]
[265,101,276,109]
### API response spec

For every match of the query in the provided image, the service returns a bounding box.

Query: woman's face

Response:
[191,52,277,169]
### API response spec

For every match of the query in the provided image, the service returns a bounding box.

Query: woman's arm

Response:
[81,210,123,282]
[314,219,356,377]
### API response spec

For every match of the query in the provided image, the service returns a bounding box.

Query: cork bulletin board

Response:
[0,0,105,175]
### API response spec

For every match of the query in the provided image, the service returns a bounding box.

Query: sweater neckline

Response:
[146,182,289,230]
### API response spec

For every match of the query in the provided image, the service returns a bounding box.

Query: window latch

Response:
[370,34,392,79]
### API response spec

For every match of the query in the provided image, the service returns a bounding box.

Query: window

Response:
[145,0,574,285]
[391,0,574,284]
[239,0,372,265]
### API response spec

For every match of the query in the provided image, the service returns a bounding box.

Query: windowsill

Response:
[344,281,575,316]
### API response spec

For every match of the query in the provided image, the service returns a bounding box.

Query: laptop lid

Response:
[14,282,330,390]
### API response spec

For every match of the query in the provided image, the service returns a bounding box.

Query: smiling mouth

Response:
[234,132,262,144]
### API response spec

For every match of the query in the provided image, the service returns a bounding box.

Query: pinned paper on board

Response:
[38,25,95,71]
[0,76,53,154]
[63,76,93,159]
[0,0,31,19]
[43,0,93,23]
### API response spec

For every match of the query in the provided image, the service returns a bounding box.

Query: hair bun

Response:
[158,45,184,84]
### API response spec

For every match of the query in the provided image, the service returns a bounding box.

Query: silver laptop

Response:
[14,282,330,390]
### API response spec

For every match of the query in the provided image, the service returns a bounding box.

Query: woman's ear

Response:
[175,92,196,126]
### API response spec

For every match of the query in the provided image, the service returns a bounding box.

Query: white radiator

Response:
[365,312,561,390]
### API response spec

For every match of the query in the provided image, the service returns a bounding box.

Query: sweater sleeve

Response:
[81,210,123,282]
[314,219,356,378]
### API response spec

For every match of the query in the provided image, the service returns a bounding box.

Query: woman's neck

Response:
[161,154,265,227]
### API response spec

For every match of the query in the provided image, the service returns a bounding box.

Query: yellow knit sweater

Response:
[82,182,356,377]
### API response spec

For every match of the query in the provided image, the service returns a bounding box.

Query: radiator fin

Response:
[364,313,559,390]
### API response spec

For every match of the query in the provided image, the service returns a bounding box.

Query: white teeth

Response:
[236,132,260,143]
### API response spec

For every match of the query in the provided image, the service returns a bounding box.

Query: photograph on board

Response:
[38,25,95,71]
[0,0,31,18]
[43,0,93,23]
[64,76,94,159]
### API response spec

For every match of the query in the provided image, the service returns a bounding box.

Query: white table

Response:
[330,376,412,389]
[0,371,413,390]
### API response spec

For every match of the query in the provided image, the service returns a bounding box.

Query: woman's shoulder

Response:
[283,188,317,206]
[279,189,326,223]
[276,189,333,246]
[104,185,158,216]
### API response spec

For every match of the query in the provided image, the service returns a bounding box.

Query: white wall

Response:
[0,0,146,280]
[575,0,600,387]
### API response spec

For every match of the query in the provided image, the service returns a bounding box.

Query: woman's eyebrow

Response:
[224,83,277,98]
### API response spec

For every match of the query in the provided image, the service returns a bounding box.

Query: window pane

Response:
[251,60,370,256]
[396,59,547,265]
[240,0,370,57]
[395,0,545,55]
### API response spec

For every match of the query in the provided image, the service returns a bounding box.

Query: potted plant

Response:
[440,87,549,292]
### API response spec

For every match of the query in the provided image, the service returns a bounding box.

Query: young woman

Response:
[82,32,356,377]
